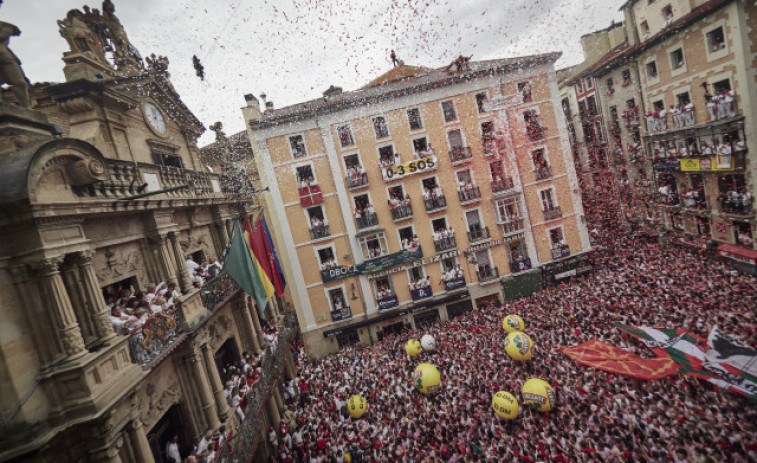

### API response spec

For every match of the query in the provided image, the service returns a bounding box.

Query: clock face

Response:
[144,102,167,134]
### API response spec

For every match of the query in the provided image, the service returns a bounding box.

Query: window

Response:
[584,78,593,90]
[561,98,571,117]
[549,227,566,247]
[296,165,315,186]
[489,159,505,179]
[412,137,429,156]
[307,205,325,227]
[153,152,184,168]
[475,92,489,113]
[587,95,598,116]
[447,129,464,148]
[670,48,685,70]
[707,27,725,52]
[523,110,544,141]
[337,124,355,147]
[378,145,396,166]
[640,20,649,37]
[713,79,731,93]
[407,266,425,284]
[372,116,390,139]
[531,148,549,170]
[575,80,583,93]
[653,100,664,111]
[344,153,361,169]
[440,254,459,273]
[540,188,557,211]
[407,108,423,130]
[662,5,673,21]
[288,134,307,158]
[622,69,632,85]
[517,82,532,103]
[456,169,474,186]
[327,287,350,321]
[398,225,415,248]
[494,197,521,223]
[374,276,396,303]
[481,121,495,154]
[606,77,614,93]
[465,209,482,228]
[441,100,457,122]
[594,120,604,142]
[358,232,388,260]
[317,246,336,269]
[676,92,690,106]
[431,217,448,232]
[646,60,658,79]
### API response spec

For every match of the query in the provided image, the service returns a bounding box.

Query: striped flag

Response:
[242,217,275,301]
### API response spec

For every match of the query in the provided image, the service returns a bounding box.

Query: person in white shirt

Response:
[196,430,214,461]
[166,435,181,463]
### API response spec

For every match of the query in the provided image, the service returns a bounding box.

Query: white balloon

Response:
[420,334,436,351]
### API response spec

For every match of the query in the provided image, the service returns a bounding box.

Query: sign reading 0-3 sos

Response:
[383,156,436,180]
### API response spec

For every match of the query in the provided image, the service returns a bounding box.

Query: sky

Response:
[2,0,624,145]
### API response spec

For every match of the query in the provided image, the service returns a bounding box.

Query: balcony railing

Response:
[500,218,525,236]
[443,275,466,292]
[434,236,457,253]
[510,258,532,274]
[233,312,298,461]
[449,146,473,164]
[346,172,369,190]
[377,294,399,310]
[534,166,552,181]
[543,206,562,222]
[356,211,379,229]
[491,177,515,194]
[424,195,447,213]
[200,273,241,312]
[708,95,738,122]
[551,244,571,260]
[410,285,433,301]
[720,196,753,215]
[467,226,491,243]
[309,224,331,240]
[390,204,413,221]
[458,186,482,204]
[477,265,499,282]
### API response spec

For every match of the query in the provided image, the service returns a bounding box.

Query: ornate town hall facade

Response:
[0,3,294,462]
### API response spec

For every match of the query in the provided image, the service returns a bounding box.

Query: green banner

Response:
[321,246,423,283]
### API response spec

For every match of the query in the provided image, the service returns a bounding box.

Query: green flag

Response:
[223,220,267,318]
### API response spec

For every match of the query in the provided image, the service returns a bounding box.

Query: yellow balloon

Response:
[405,339,422,357]
[492,391,519,419]
[522,378,556,412]
[502,314,525,333]
[412,363,441,394]
[347,394,367,419]
[504,331,533,361]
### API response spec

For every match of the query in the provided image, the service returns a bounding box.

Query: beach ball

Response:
[492,391,519,420]
[347,395,367,419]
[405,339,422,357]
[420,334,436,351]
[502,314,525,333]
[504,331,533,361]
[521,378,556,412]
[412,363,441,394]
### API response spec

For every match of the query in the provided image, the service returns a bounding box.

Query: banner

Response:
[679,158,700,171]
[382,156,436,181]
[561,340,679,379]
[321,246,424,283]
[707,326,757,377]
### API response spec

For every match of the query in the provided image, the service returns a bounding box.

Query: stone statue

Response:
[58,9,107,61]
[0,18,30,108]
[101,0,143,73]
[145,53,170,77]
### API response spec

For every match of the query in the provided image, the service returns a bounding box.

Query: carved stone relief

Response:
[140,381,179,429]
[95,247,142,284]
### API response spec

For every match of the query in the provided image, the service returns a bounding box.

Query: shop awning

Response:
[717,244,757,266]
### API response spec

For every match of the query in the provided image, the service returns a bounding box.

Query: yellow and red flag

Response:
[561,339,679,380]
[242,217,275,301]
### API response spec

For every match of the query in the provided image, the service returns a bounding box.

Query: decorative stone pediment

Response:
[95,247,142,284]
[139,380,179,429]
[179,233,207,253]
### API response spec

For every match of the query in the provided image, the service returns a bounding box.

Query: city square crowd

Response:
[267,190,757,463]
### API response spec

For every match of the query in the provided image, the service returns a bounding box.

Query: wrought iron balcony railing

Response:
[309,224,331,240]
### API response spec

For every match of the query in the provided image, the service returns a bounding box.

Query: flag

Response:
[561,340,679,380]
[615,324,757,400]
[223,221,267,318]
[242,217,275,301]
[706,326,757,377]
[250,215,284,298]
[260,214,286,297]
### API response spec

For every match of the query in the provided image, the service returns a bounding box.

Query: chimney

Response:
[265,101,274,112]
[323,85,343,104]
[241,93,262,123]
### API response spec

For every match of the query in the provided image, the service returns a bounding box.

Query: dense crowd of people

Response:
[267,189,756,463]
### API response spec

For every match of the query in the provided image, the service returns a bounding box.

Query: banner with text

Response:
[321,246,424,283]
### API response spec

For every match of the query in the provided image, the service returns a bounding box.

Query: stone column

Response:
[75,251,116,344]
[272,385,284,413]
[284,354,296,381]
[169,231,192,293]
[189,348,221,430]
[153,234,176,281]
[215,220,230,251]
[9,264,59,367]
[128,420,155,463]
[246,296,266,347]
[233,299,260,355]
[60,259,98,348]
[266,395,281,428]
[35,258,87,361]
[201,342,230,421]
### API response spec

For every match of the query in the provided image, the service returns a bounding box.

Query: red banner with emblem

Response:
[561,340,679,380]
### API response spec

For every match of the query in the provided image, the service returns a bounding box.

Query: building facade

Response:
[0,3,295,462]
[587,0,757,271]
[246,55,592,359]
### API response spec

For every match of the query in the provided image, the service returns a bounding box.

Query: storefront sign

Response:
[368,249,461,279]
[680,158,700,171]
[321,246,424,283]
[443,276,466,292]
[541,252,593,286]
[383,156,436,181]
[377,295,399,311]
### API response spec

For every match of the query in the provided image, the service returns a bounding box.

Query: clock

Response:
[143,102,167,135]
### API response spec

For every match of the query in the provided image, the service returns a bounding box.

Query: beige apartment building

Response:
[246,55,592,358]
[586,0,757,273]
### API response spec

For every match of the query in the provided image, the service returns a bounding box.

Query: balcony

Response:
[534,166,552,181]
[390,204,413,222]
[708,95,738,122]
[309,224,331,240]
[443,275,466,292]
[424,195,447,213]
[673,107,696,128]
[356,211,379,229]
[458,186,482,204]
[434,236,457,253]
[346,172,369,190]
[491,177,515,194]
[551,244,571,260]
[543,206,562,222]
[477,265,500,283]
[510,258,532,274]
[500,218,525,236]
[483,141,496,157]
[449,146,473,165]
[377,294,399,310]
[467,226,491,243]
[720,196,754,216]
[410,285,433,301]
[526,123,545,142]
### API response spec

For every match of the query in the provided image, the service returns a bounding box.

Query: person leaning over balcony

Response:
[110,305,138,335]
[159,281,181,308]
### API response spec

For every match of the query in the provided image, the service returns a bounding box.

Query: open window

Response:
[337,124,355,147]
[441,100,458,123]
[518,82,532,103]
[407,108,423,130]
[327,287,350,322]
[670,48,685,70]
[475,92,489,113]
[317,246,337,270]
[706,27,725,53]
[289,135,307,158]
[372,116,390,139]
[646,60,658,79]
[358,232,388,260]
